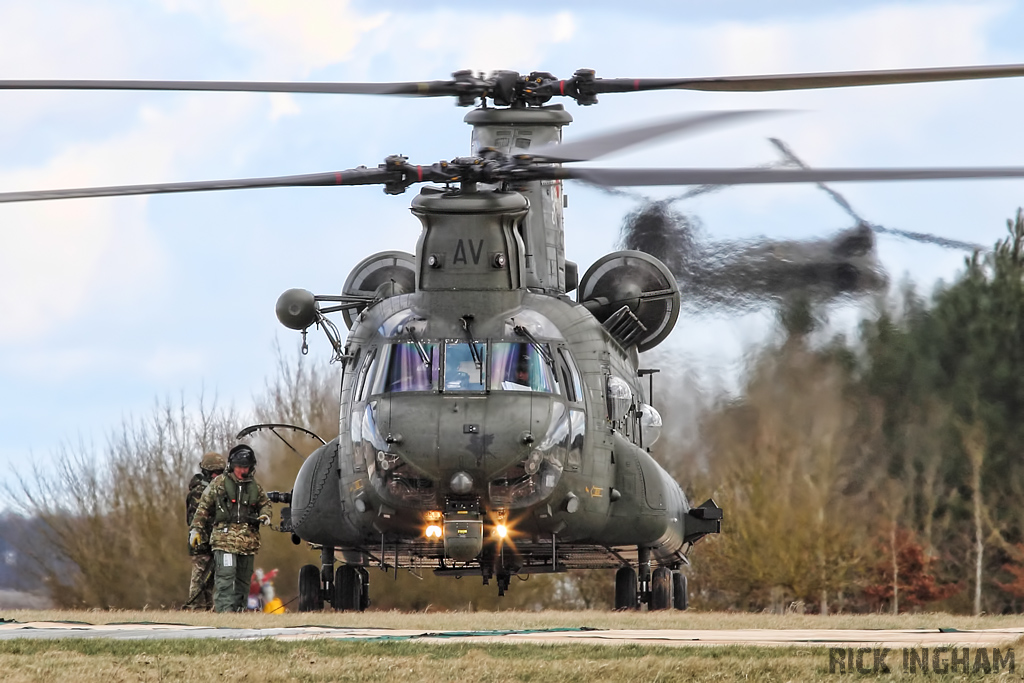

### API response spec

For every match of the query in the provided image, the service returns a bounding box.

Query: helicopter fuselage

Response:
[285,185,719,575]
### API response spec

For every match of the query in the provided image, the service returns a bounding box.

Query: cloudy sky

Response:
[2,0,1024,475]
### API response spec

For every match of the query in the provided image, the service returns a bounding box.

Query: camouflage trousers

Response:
[213,550,255,613]
[187,553,215,610]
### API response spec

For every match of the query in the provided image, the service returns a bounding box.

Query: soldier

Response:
[184,451,225,610]
[189,444,272,613]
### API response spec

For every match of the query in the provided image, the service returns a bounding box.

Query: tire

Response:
[651,567,672,611]
[335,565,360,611]
[614,565,638,610]
[356,567,370,611]
[672,572,688,611]
[298,564,323,612]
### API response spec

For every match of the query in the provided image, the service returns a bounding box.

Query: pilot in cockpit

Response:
[502,352,533,391]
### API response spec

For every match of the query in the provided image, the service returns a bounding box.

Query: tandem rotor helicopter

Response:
[4,63,1024,612]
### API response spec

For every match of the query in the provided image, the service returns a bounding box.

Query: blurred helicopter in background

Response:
[2,63,1024,611]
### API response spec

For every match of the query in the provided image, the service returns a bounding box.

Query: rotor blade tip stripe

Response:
[634,79,640,90]
[560,80,565,95]
[335,172,343,184]
[417,166,423,181]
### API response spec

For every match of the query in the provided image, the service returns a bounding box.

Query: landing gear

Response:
[356,567,370,611]
[334,565,362,611]
[613,548,689,611]
[614,565,638,610]
[672,571,688,611]
[297,547,370,612]
[650,567,672,610]
[298,564,323,612]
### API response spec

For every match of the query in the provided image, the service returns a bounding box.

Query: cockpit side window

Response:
[371,342,440,394]
[355,348,377,402]
[558,348,584,404]
[489,342,556,393]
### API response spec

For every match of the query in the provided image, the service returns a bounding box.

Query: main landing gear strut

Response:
[298,546,369,612]
[613,546,688,611]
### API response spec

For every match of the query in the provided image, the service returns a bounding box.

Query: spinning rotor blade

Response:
[569,166,1024,187]
[593,63,1024,93]
[767,137,987,251]
[528,110,780,163]
[0,167,395,203]
[4,63,1024,107]
[0,78,460,97]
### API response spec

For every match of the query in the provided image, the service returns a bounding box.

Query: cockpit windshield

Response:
[489,342,556,393]
[372,342,440,393]
[444,342,486,391]
[368,340,558,395]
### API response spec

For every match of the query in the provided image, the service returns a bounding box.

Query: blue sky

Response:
[2,1,1024,475]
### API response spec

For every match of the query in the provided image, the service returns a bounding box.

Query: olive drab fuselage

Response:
[283,105,720,577]
[286,188,716,573]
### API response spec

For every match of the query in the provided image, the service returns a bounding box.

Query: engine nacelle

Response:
[341,250,416,329]
[579,250,680,352]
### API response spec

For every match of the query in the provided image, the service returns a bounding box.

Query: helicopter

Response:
[4,64,1024,612]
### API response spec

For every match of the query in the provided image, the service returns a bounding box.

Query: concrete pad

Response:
[0,621,1022,646]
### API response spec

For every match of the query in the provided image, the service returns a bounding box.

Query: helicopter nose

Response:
[371,392,559,495]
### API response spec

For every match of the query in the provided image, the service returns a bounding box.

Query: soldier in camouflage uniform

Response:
[184,451,225,610]
[189,444,272,612]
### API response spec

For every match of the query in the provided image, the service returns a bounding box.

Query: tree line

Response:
[676,210,1024,614]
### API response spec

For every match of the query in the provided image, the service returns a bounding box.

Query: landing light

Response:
[496,524,508,539]
[425,525,443,539]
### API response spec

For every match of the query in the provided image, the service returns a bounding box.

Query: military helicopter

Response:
[4,64,1024,612]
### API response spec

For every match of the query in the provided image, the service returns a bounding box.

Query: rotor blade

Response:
[768,137,866,223]
[592,63,1024,93]
[0,167,394,203]
[566,167,1024,187]
[0,79,460,96]
[528,110,781,163]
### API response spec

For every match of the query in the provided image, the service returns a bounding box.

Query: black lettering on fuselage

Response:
[453,239,484,265]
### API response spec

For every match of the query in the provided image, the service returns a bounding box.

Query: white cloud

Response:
[268,93,301,121]
[162,0,390,77]
[0,93,275,342]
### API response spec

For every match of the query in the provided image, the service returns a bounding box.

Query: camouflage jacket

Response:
[186,471,216,556]
[190,472,272,555]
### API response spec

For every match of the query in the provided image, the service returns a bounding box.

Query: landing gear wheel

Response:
[298,564,323,612]
[334,565,360,611]
[356,567,370,611]
[672,572,688,611]
[651,567,672,610]
[614,565,638,610]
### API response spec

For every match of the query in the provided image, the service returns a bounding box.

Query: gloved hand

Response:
[189,529,202,549]
[257,515,271,527]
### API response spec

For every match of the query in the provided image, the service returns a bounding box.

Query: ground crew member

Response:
[189,444,272,612]
[184,451,226,610]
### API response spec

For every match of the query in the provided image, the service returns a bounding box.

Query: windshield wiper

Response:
[461,315,484,385]
[461,315,482,368]
[406,328,431,367]
[513,324,554,367]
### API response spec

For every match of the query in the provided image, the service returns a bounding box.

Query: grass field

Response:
[1,611,1021,682]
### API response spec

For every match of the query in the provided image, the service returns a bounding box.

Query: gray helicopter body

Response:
[284,172,720,606]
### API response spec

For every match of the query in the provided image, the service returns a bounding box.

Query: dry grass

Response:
[0,639,1021,682]
[4,607,1023,631]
